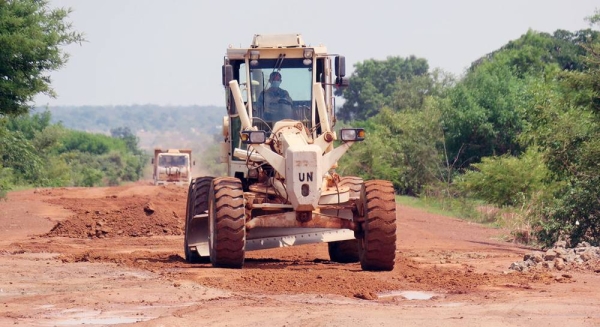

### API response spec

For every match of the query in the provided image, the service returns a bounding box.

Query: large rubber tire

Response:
[358,180,397,271]
[327,176,364,263]
[209,177,246,268]
[184,177,213,263]
[339,176,363,199]
[328,240,359,263]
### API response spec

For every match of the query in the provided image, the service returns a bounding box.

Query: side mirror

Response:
[336,76,349,87]
[222,65,233,86]
[335,56,346,78]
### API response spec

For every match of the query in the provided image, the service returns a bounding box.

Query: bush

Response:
[455,148,550,207]
[534,176,600,247]
[338,105,445,195]
[0,168,16,200]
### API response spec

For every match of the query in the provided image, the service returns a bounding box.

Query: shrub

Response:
[455,148,550,207]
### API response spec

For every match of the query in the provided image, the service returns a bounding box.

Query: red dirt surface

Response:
[1,181,599,326]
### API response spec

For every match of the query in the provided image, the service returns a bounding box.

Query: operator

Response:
[256,71,293,121]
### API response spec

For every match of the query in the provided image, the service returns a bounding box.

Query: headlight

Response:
[340,128,365,142]
[241,130,266,144]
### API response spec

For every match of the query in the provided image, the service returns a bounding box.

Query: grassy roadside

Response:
[396,195,481,221]
[396,194,538,246]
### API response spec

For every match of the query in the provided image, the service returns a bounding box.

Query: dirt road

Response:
[1,182,599,326]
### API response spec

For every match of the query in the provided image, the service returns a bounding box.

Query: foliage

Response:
[0,111,147,195]
[336,56,430,121]
[471,29,599,74]
[111,127,142,155]
[58,130,114,155]
[339,103,445,195]
[524,30,600,247]
[499,14,600,247]
[333,21,600,247]
[0,0,84,117]
[5,110,53,138]
[551,29,600,71]
[0,126,42,183]
[441,57,526,169]
[455,148,551,207]
[336,59,454,195]
[0,166,13,199]
[534,177,600,247]
[337,115,401,188]
[444,29,598,170]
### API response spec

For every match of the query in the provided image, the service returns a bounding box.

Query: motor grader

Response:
[184,34,397,271]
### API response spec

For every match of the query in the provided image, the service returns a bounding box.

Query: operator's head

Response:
[269,71,282,88]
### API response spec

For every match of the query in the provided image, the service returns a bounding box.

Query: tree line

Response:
[336,14,600,247]
[46,105,223,135]
[0,111,147,197]
[0,1,146,197]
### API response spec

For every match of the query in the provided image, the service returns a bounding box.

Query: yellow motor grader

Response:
[184,34,397,271]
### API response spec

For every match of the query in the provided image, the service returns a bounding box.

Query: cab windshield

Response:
[158,155,188,166]
[239,59,313,127]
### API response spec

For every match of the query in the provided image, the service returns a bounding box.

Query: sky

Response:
[34,0,599,107]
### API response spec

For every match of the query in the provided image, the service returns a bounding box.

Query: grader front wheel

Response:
[184,177,213,263]
[358,180,397,271]
[327,176,363,263]
[208,177,246,268]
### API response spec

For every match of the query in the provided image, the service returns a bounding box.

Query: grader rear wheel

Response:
[358,180,397,271]
[327,176,363,263]
[208,177,246,268]
[184,177,213,263]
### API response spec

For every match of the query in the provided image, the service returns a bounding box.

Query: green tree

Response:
[337,56,430,121]
[0,0,84,117]
[1,112,148,193]
[470,29,599,75]
[0,127,42,184]
[5,110,52,138]
[517,11,600,246]
[339,102,445,195]
[455,148,550,207]
[442,61,525,168]
[59,131,112,155]
[111,126,143,155]
[446,28,600,170]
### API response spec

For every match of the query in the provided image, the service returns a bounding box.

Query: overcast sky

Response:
[33,0,599,107]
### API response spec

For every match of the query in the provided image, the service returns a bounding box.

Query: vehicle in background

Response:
[152,149,193,186]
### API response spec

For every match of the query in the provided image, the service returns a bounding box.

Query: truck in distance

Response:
[152,148,193,186]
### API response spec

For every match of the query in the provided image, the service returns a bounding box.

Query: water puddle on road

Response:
[377,290,438,300]
[39,308,154,326]
[50,316,151,325]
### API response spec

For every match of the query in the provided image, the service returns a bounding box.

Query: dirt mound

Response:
[43,186,187,238]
